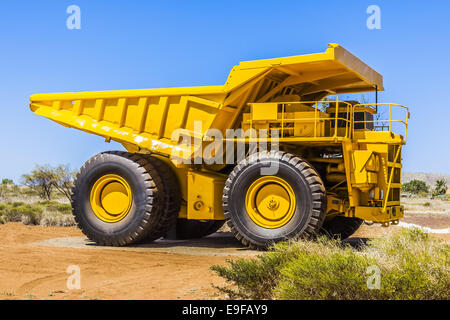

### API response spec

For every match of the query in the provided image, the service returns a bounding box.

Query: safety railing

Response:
[246,98,354,139]
[244,100,409,142]
[353,103,409,143]
[383,145,402,213]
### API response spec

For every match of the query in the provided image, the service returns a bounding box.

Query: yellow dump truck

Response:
[30,44,408,249]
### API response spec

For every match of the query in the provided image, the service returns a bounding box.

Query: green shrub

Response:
[0,200,75,226]
[212,229,449,300]
[54,204,72,214]
[38,201,72,214]
[211,238,347,299]
[211,243,296,299]
[1,179,13,185]
[276,247,374,299]
[0,203,43,225]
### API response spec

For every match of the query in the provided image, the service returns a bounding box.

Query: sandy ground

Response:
[0,223,246,300]
[0,197,448,300]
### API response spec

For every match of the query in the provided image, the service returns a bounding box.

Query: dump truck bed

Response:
[30,44,383,157]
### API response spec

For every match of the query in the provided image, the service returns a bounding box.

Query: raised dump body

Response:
[30,44,409,249]
[30,44,384,158]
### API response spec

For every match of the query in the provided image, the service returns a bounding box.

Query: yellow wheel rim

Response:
[90,174,133,223]
[245,176,296,229]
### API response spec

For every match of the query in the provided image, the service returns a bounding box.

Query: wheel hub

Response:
[90,174,132,223]
[245,176,296,229]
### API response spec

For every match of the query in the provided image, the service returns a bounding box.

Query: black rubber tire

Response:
[223,151,327,249]
[175,219,225,239]
[143,155,181,241]
[71,151,176,246]
[320,216,364,240]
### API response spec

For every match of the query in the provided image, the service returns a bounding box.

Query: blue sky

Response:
[0,0,449,182]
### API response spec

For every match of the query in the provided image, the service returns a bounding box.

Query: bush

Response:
[0,201,75,226]
[402,180,429,195]
[0,202,43,225]
[211,245,294,299]
[38,201,72,214]
[276,247,374,300]
[1,179,13,185]
[212,229,449,300]
[211,238,349,299]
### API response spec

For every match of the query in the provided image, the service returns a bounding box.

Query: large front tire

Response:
[223,151,326,249]
[71,151,175,246]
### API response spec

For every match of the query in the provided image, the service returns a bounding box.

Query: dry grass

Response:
[402,196,450,215]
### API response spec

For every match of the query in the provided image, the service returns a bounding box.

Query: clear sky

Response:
[0,0,449,182]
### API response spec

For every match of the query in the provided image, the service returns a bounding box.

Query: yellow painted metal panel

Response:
[251,103,278,121]
[187,171,226,220]
[145,96,168,136]
[225,43,383,93]
[353,205,404,224]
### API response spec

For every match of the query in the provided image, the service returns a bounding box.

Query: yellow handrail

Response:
[383,146,401,213]
[354,103,409,143]
[245,100,408,141]
[314,101,317,138]
[334,96,339,138]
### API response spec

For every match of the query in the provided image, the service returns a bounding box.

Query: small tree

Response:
[432,179,447,197]
[402,179,429,195]
[21,164,76,201]
[1,179,13,185]
[49,165,76,202]
[21,165,55,200]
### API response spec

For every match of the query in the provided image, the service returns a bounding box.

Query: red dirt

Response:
[0,223,232,300]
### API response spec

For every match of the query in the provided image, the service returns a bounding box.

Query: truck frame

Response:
[30,44,409,249]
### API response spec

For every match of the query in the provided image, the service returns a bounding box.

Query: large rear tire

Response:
[223,151,326,249]
[143,155,181,241]
[71,151,178,246]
